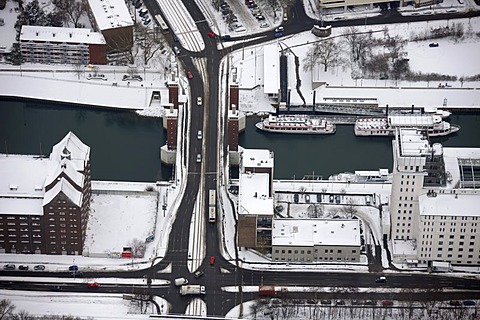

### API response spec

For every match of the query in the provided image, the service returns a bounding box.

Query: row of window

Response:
[275,249,357,254]
[274,256,357,262]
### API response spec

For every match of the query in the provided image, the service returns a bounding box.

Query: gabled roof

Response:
[43,177,82,207]
[50,131,90,171]
[44,161,84,190]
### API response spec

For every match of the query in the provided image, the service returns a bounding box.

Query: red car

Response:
[87,281,100,288]
[209,256,215,265]
[207,32,215,38]
[187,71,193,79]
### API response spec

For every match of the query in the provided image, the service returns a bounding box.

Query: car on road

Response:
[197,96,202,106]
[193,270,204,278]
[34,265,45,271]
[187,71,193,79]
[87,281,100,288]
[275,26,284,33]
[19,265,29,271]
[429,42,439,47]
[209,256,215,265]
[375,276,387,283]
[173,46,180,55]
[221,35,231,41]
[274,32,283,38]
[207,32,215,38]
[382,300,393,306]
[196,154,202,163]
[174,277,188,286]
[283,12,288,21]
[197,130,202,140]
[3,264,15,270]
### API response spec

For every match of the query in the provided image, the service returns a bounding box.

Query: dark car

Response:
[50,285,63,292]
[449,300,461,306]
[134,1,142,9]
[463,300,476,306]
[19,265,29,271]
[382,300,393,306]
[221,35,231,41]
[274,32,283,38]
[34,265,45,271]
[293,193,299,203]
[375,276,387,283]
[69,265,78,271]
[429,42,439,47]
[3,264,15,270]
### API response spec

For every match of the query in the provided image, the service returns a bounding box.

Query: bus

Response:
[208,189,216,223]
[154,14,169,31]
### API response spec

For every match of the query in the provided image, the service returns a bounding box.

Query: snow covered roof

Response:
[389,114,436,127]
[87,0,133,31]
[50,131,90,172]
[238,172,273,216]
[0,155,53,215]
[263,44,279,94]
[241,148,274,169]
[419,193,480,217]
[397,128,431,157]
[272,219,360,247]
[45,161,84,189]
[19,26,105,44]
[43,177,82,207]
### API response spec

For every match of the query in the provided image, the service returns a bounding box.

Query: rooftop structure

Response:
[241,149,274,170]
[20,26,105,44]
[86,0,133,31]
[238,172,273,216]
[263,44,279,95]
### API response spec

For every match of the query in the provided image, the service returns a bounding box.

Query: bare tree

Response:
[0,299,15,320]
[303,38,341,73]
[135,26,166,65]
[52,0,86,28]
[129,238,146,258]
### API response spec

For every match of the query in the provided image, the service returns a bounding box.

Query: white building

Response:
[272,219,361,262]
[263,44,279,97]
[390,128,480,266]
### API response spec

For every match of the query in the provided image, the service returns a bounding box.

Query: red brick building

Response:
[0,132,91,255]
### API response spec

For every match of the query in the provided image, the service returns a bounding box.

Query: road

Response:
[2,1,480,318]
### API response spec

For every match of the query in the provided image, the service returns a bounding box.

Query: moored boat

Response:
[256,115,336,134]
[354,114,460,137]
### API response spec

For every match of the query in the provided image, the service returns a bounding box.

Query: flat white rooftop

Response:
[389,114,436,127]
[20,26,105,44]
[419,193,480,217]
[238,172,273,216]
[398,128,431,157]
[242,148,274,169]
[87,0,133,31]
[263,44,279,95]
[272,219,360,247]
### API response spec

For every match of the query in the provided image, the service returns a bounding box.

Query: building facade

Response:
[390,128,480,265]
[272,219,361,263]
[20,26,107,65]
[0,132,91,255]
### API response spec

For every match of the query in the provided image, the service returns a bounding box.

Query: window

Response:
[338,250,342,253]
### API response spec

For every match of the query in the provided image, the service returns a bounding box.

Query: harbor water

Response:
[1,99,479,181]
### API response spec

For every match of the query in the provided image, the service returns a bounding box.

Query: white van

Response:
[174,277,188,286]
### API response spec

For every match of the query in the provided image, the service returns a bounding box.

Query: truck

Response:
[180,284,206,295]
[431,261,453,273]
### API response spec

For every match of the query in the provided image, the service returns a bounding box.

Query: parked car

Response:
[187,71,193,79]
[449,300,461,306]
[256,15,265,21]
[274,32,283,38]
[382,300,393,306]
[463,300,476,306]
[207,32,215,38]
[71,271,83,277]
[87,281,100,288]
[275,26,284,33]
[19,265,29,271]
[209,256,216,265]
[34,265,45,271]
[260,22,269,28]
[3,264,15,270]
[193,270,204,278]
[429,42,439,47]
[173,46,181,55]
[69,265,78,271]
[221,35,231,41]
[143,18,151,25]
[293,193,299,203]
[50,285,63,292]
[174,277,188,286]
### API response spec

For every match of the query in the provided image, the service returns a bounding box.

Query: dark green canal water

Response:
[1,99,479,181]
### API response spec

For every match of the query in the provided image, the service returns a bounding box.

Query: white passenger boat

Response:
[256,115,336,134]
[354,114,460,137]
